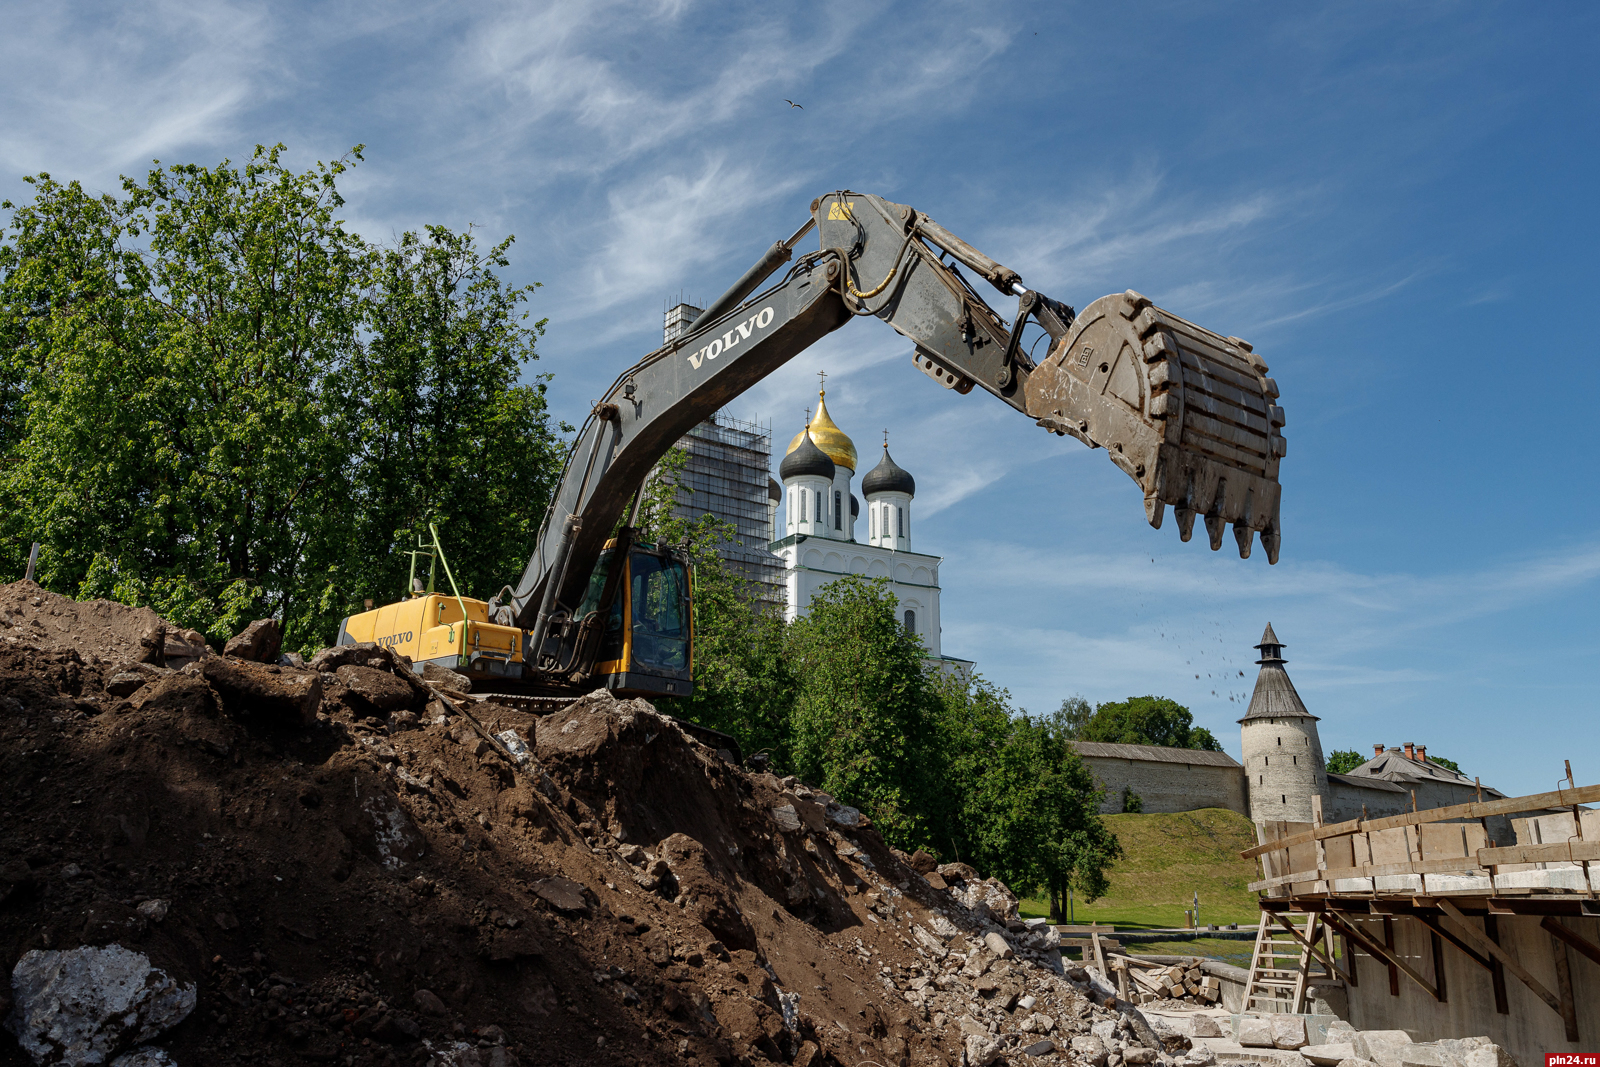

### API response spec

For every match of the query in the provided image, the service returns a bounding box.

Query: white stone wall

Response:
[1242,717,1328,823]
[1078,757,1249,815]
[775,540,942,657]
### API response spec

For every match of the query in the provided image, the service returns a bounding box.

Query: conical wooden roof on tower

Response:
[1237,622,1317,723]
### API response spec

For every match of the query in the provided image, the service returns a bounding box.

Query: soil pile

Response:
[0,581,1180,1067]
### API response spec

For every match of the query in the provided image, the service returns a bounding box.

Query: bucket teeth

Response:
[1234,522,1255,559]
[1205,514,1226,552]
[1145,496,1165,530]
[1262,522,1280,566]
[1175,507,1196,542]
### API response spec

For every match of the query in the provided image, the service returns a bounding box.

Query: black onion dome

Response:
[779,430,835,481]
[862,447,915,497]
[850,494,859,517]
[768,477,782,502]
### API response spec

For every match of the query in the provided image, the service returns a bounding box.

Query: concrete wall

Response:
[1079,757,1248,815]
[1339,911,1598,1063]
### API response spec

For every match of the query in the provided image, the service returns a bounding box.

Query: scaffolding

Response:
[660,302,786,607]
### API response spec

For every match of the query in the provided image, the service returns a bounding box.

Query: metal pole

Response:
[24,543,39,582]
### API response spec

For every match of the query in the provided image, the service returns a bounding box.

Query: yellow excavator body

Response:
[337,593,525,678]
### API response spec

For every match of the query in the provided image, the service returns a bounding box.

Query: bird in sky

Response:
[785,99,803,109]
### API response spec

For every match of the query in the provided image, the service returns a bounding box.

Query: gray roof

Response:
[1071,741,1242,769]
[1328,772,1407,794]
[1339,750,1503,796]
[1239,622,1315,723]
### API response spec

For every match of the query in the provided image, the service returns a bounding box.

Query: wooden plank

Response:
[1487,914,1509,1014]
[1092,929,1107,976]
[1240,782,1600,858]
[1478,840,1600,866]
[1247,854,1489,892]
[1437,900,1564,1018]
[1543,917,1600,969]
[1322,911,1440,1001]
[1430,929,1448,1004]
[1550,931,1580,1043]
[1414,913,1495,971]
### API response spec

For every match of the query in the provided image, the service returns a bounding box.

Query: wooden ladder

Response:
[1244,911,1329,1013]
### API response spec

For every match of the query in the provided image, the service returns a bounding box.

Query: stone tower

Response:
[1239,623,1327,824]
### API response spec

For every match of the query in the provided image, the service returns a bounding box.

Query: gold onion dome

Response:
[785,391,856,471]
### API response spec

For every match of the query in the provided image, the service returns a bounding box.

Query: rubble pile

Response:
[1107,957,1221,1007]
[0,581,1201,1067]
[1171,1014,1520,1067]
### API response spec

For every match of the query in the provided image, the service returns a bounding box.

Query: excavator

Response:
[337,191,1288,702]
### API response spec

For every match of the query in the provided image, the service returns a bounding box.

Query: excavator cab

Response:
[575,541,693,698]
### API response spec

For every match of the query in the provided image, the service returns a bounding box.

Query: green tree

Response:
[1052,695,1092,739]
[315,224,562,638]
[1326,749,1365,775]
[932,674,1120,916]
[1427,754,1462,774]
[1080,695,1222,751]
[786,574,941,850]
[0,145,564,649]
[635,448,795,765]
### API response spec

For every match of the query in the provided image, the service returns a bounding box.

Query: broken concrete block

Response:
[111,1049,177,1067]
[1354,1031,1415,1067]
[336,664,413,711]
[1021,1038,1055,1058]
[200,657,322,725]
[224,618,281,663]
[771,804,801,832]
[1273,1016,1308,1050]
[134,899,169,922]
[1189,1016,1224,1039]
[983,931,1014,959]
[965,1033,1002,1066]
[1238,1016,1276,1048]
[9,945,196,1066]
[421,661,471,693]
[1397,1047,1447,1067]
[1070,1036,1108,1067]
[1461,1049,1517,1067]
[1305,1043,1356,1065]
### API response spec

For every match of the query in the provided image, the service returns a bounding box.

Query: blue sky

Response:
[2,1,1596,795]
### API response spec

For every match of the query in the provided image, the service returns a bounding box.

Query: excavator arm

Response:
[500,190,1286,681]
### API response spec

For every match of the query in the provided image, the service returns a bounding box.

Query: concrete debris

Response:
[6,945,196,1066]
[494,729,532,767]
[1273,1014,1309,1050]
[335,664,413,712]
[421,661,472,693]
[133,899,169,922]
[223,617,281,663]
[200,657,322,725]
[1238,1015,1276,1048]
[109,1050,177,1067]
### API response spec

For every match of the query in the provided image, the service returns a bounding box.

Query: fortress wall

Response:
[1079,756,1248,815]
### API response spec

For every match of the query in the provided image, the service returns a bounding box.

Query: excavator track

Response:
[1025,289,1285,562]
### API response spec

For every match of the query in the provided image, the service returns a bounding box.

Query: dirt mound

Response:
[0,620,1167,1067]
[0,581,205,670]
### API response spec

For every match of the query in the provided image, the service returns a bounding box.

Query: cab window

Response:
[628,551,688,671]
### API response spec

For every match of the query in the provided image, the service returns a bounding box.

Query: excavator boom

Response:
[344,190,1287,696]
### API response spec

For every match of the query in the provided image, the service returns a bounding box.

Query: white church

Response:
[768,383,974,675]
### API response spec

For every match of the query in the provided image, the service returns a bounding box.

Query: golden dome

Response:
[785,391,856,471]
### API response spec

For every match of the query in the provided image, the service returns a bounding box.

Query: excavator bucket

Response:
[1024,290,1285,562]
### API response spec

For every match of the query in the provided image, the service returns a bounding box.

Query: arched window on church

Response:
[903,609,915,634]
[834,490,842,530]
[897,507,904,538]
[870,508,876,540]
[815,490,822,523]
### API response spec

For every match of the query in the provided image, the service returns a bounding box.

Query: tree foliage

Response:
[0,145,563,649]
[1079,695,1222,751]
[1325,749,1365,775]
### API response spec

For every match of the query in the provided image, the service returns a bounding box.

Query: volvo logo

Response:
[376,632,413,648]
[685,306,775,370]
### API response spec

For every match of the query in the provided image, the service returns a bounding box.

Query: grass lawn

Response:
[1017,808,1263,931]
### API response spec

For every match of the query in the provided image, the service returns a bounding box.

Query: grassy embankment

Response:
[1017,807,1263,932]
